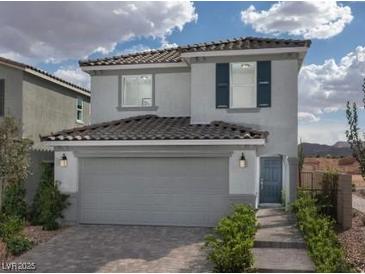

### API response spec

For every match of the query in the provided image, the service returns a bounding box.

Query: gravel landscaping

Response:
[338,210,365,272]
[0,225,68,263]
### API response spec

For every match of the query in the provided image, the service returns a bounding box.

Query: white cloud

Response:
[299,121,347,145]
[299,46,365,119]
[241,1,353,39]
[0,2,197,62]
[54,67,90,89]
[298,112,320,123]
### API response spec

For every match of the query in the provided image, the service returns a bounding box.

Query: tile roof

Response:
[79,36,311,67]
[0,56,90,94]
[41,115,268,142]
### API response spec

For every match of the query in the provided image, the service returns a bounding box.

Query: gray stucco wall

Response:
[90,68,190,123]
[190,59,298,158]
[0,64,23,123]
[22,73,90,150]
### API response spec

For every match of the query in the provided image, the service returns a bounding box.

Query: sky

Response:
[1,1,365,145]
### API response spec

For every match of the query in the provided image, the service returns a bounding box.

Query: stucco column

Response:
[288,157,298,203]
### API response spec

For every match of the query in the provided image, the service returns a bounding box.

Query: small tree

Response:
[346,78,365,179]
[0,116,32,213]
[298,139,305,186]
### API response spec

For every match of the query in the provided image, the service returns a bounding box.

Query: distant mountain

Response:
[302,142,352,157]
[333,141,351,148]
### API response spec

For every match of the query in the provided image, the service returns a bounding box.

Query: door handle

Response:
[260,178,264,190]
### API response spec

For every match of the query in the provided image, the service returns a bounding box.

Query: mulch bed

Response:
[0,225,67,263]
[337,210,365,272]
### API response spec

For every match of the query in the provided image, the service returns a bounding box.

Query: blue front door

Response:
[260,157,282,203]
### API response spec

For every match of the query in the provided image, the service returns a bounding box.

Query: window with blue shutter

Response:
[0,79,4,116]
[216,63,229,108]
[257,61,271,107]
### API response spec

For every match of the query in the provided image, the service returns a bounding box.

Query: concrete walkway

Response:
[253,208,315,273]
[353,194,365,214]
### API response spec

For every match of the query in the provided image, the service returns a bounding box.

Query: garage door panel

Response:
[80,157,229,226]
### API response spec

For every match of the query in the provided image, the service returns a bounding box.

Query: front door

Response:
[259,157,282,204]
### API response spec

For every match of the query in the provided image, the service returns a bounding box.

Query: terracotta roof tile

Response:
[79,36,311,67]
[42,115,268,142]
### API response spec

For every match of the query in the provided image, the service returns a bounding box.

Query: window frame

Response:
[229,62,257,109]
[121,74,154,108]
[76,97,84,123]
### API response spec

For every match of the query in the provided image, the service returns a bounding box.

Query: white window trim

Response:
[229,62,257,109]
[76,98,84,123]
[121,74,153,108]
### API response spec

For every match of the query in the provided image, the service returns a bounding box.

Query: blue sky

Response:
[1,1,364,145]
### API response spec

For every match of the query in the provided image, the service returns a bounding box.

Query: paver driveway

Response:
[14,225,212,273]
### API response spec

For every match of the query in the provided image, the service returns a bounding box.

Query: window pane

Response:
[231,62,256,85]
[231,86,256,108]
[123,75,152,107]
[77,98,83,109]
[77,110,82,121]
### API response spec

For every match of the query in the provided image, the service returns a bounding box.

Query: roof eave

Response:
[180,47,309,58]
[80,62,188,72]
[24,68,90,97]
[42,139,266,147]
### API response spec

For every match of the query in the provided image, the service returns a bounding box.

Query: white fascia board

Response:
[180,47,308,58]
[81,62,188,72]
[43,139,266,147]
[24,69,90,97]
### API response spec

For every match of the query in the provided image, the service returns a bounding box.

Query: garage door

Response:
[79,157,229,226]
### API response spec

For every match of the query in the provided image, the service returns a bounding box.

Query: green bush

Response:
[292,192,352,272]
[0,214,25,241]
[204,204,257,272]
[31,164,69,230]
[0,214,32,256]
[5,234,32,256]
[1,182,27,219]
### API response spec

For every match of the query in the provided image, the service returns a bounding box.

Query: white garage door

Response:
[79,157,229,226]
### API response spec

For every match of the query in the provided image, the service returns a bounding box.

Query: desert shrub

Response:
[204,204,257,272]
[0,214,32,256]
[0,214,24,240]
[316,171,338,219]
[5,234,32,256]
[31,164,69,230]
[292,192,352,272]
[338,156,356,166]
[1,182,27,219]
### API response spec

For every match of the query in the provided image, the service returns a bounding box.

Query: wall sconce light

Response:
[60,153,68,167]
[239,153,247,168]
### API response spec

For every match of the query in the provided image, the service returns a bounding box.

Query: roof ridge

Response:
[0,56,90,93]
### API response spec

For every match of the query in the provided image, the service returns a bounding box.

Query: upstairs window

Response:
[122,75,153,107]
[230,62,256,108]
[76,97,83,123]
[0,79,4,116]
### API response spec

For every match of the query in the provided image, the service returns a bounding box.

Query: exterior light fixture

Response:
[239,153,246,168]
[60,153,68,167]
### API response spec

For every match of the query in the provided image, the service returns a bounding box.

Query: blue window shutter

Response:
[216,63,229,108]
[257,61,271,107]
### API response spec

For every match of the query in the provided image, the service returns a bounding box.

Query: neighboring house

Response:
[42,37,311,227]
[0,57,91,202]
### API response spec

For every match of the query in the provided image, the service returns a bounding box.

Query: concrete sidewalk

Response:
[253,208,315,273]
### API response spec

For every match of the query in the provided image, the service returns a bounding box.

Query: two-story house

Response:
[42,37,311,226]
[0,57,91,202]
